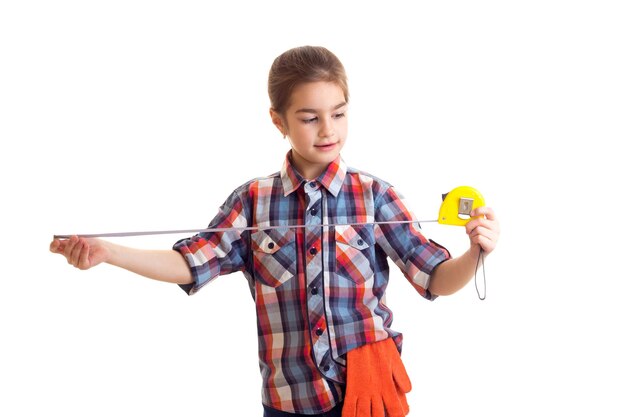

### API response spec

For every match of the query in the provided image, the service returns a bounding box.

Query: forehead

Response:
[288,81,347,112]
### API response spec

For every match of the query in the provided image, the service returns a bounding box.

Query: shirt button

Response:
[310,207,317,215]
[316,328,323,336]
[310,286,318,295]
[309,182,316,187]
[309,247,317,255]
[357,239,363,246]
[323,365,330,372]
[268,242,275,249]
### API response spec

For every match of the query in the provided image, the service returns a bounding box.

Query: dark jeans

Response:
[263,403,343,417]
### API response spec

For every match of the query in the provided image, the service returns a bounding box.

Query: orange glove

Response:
[342,338,412,417]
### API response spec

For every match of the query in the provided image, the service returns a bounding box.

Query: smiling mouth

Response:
[315,143,337,149]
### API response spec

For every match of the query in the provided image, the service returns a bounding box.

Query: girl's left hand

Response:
[465,206,499,256]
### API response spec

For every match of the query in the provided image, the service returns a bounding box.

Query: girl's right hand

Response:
[49,236,111,270]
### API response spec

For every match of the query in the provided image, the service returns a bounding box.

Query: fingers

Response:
[467,226,498,254]
[468,225,498,242]
[381,391,405,417]
[391,359,412,394]
[77,241,92,270]
[392,369,411,395]
[341,395,357,417]
[69,238,84,265]
[388,342,411,416]
[372,396,385,417]
[465,206,500,254]
[356,397,371,417]
[471,206,496,220]
[54,236,91,269]
[385,341,411,394]
[398,389,409,415]
[58,236,75,262]
[466,208,498,231]
[49,239,65,254]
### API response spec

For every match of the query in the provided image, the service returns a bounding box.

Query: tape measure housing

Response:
[438,186,486,226]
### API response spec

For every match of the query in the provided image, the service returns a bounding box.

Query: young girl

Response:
[50,46,499,417]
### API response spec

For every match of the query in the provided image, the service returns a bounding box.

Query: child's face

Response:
[274,81,348,180]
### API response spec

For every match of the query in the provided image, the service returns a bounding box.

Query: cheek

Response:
[290,125,312,140]
[286,131,308,149]
[338,120,348,138]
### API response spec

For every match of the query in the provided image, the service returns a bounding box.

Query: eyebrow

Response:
[295,102,347,114]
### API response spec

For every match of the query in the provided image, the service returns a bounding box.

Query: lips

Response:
[315,142,337,150]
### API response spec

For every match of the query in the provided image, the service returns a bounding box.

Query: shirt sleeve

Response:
[374,185,451,300]
[172,189,250,295]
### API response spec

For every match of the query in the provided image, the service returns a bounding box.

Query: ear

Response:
[269,108,287,137]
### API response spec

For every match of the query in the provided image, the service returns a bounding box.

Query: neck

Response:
[290,153,327,181]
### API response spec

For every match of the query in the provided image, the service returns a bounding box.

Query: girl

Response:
[50,46,500,417]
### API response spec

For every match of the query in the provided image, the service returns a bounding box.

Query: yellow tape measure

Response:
[438,186,486,226]
[436,186,488,300]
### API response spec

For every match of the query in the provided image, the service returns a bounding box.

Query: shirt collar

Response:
[280,151,347,197]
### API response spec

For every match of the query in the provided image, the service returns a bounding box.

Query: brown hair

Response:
[268,46,349,115]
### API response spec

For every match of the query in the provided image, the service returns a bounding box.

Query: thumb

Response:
[382,339,411,394]
[397,389,409,415]
[50,239,66,254]
[392,358,412,394]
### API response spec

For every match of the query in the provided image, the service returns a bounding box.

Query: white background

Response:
[1,1,625,415]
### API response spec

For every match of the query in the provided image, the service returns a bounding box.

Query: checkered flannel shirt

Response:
[173,152,450,414]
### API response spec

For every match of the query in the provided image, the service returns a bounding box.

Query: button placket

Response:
[303,183,328,373]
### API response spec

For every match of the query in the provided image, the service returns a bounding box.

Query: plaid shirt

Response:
[173,153,450,414]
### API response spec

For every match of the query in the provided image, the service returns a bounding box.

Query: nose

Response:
[318,117,334,139]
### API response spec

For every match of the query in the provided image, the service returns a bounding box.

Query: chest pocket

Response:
[335,224,375,284]
[251,227,297,287]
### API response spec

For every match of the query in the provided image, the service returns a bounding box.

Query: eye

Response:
[333,112,345,119]
[302,117,318,124]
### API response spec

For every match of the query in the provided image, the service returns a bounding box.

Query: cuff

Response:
[172,236,220,295]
